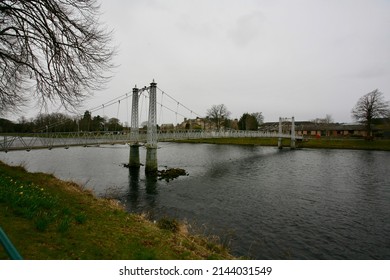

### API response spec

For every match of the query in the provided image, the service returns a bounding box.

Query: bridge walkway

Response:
[0,130,302,152]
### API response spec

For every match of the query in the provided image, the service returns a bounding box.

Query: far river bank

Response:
[171,137,390,151]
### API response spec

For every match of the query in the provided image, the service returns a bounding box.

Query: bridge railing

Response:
[156,130,299,141]
[0,131,133,152]
[1,130,302,152]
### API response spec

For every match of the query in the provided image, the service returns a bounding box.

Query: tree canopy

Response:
[351,89,390,136]
[206,104,231,130]
[0,110,125,133]
[238,112,263,130]
[0,0,115,113]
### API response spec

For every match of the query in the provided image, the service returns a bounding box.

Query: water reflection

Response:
[128,168,140,209]
[126,167,158,214]
[145,174,158,195]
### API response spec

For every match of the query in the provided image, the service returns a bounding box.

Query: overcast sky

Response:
[11,0,390,125]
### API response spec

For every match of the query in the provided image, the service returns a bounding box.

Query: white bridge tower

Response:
[128,80,158,174]
[278,116,296,149]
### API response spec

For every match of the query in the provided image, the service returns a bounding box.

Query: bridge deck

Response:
[0,131,302,152]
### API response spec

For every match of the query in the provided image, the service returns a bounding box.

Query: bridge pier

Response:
[145,80,158,174]
[145,147,158,174]
[129,144,140,168]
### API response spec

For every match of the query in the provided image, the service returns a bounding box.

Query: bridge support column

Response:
[129,145,140,168]
[291,116,296,149]
[129,86,140,168]
[145,147,158,174]
[145,80,158,174]
[278,117,283,149]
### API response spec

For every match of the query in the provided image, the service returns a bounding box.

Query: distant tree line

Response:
[0,111,124,133]
[205,104,264,131]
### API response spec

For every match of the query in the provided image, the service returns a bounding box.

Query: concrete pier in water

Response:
[129,144,140,168]
[145,147,158,174]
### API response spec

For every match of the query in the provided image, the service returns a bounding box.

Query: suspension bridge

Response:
[0,80,301,173]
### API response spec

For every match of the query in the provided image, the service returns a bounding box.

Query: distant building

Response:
[174,118,390,138]
[178,117,239,131]
[296,123,368,137]
[160,123,175,131]
[260,121,369,138]
[178,117,214,130]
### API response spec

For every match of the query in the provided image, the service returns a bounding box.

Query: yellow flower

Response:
[41,188,44,191]
[19,192,23,195]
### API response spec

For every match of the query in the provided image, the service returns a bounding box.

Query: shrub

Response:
[157,217,179,233]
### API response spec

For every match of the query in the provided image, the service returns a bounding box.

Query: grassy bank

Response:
[0,161,233,260]
[173,137,390,151]
[299,138,390,150]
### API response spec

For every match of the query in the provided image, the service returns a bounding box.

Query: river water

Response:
[1,143,389,259]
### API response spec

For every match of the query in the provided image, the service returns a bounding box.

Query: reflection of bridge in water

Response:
[0,80,302,173]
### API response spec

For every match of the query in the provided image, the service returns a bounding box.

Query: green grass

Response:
[299,138,390,151]
[174,137,390,151]
[0,161,233,260]
[0,175,63,232]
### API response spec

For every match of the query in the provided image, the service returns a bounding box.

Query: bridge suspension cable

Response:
[157,87,202,119]
[34,82,202,132]
[88,91,132,114]
[138,90,192,121]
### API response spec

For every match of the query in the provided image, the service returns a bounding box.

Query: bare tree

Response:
[0,0,115,113]
[206,104,231,131]
[352,89,390,136]
[311,114,333,124]
[324,114,333,124]
[251,112,264,125]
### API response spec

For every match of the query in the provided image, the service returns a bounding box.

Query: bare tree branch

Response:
[0,0,115,114]
[206,104,231,131]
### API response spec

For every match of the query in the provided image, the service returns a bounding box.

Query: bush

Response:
[157,217,180,233]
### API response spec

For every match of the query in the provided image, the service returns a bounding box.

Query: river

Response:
[1,143,389,259]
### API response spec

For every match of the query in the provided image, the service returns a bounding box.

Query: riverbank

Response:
[172,137,390,151]
[0,161,233,260]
